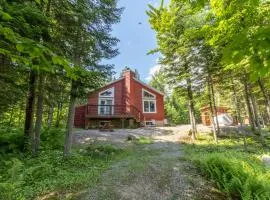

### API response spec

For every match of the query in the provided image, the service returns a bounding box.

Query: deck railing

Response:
[86,104,143,122]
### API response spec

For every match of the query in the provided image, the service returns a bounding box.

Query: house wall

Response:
[132,78,165,125]
[74,105,86,128]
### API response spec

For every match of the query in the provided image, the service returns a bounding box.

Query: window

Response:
[99,88,114,97]
[143,90,155,98]
[99,87,114,115]
[100,91,112,97]
[145,120,156,126]
[143,100,156,113]
[142,89,156,113]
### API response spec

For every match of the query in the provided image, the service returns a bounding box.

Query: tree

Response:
[60,0,122,157]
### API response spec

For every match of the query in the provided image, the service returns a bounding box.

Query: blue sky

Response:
[105,0,169,82]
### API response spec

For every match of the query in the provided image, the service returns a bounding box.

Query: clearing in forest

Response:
[72,126,225,200]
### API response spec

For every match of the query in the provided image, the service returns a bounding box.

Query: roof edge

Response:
[89,77,124,94]
[133,77,164,96]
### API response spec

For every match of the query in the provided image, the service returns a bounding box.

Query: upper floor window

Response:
[98,87,114,115]
[142,89,156,113]
[143,89,155,99]
[99,87,114,97]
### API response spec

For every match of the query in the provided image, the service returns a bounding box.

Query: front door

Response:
[99,99,113,115]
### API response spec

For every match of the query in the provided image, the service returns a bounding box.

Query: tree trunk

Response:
[232,80,243,127]
[8,106,14,127]
[243,75,255,131]
[210,75,220,135]
[250,91,260,128]
[207,77,218,143]
[250,92,266,147]
[24,70,37,151]
[33,74,45,155]
[55,102,62,128]
[258,78,270,124]
[187,77,197,141]
[18,102,24,127]
[232,78,247,151]
[47,106,54,128]
[64,81,76,157]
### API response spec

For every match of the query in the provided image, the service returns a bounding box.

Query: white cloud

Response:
[146,64,161,82]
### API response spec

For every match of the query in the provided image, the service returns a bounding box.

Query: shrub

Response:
[185,135,270,200]
[0,127,24,154]
[40,127,65,150]
[0,158,24,200]
[194,154,270,199]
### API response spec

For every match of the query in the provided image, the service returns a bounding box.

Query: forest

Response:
[147,1,270,199]
[148,0,270,142]
[0,0,270,199]
[0,0,124,199]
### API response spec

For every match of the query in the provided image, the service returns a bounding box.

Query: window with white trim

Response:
[99,88,114,97]
[99,87,114,115]
[142,89,156,113]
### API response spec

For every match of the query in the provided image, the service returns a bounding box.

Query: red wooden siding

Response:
[133,78,165,122]
[74,105,86,128]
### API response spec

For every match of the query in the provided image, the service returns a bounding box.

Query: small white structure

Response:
[214,113,234,126]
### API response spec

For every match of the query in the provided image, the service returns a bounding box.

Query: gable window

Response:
[142,89,156,113]
[99,88,114,97]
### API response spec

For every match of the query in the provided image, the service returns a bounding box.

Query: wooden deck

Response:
[86,104,143,122]
[85,114,136,119]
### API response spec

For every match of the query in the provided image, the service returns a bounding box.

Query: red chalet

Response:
[74,68,165,129]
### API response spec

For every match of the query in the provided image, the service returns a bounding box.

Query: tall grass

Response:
[184,134,270,200]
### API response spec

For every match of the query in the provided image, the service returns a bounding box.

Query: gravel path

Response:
[73,124,212,145]
[73,125,225,200]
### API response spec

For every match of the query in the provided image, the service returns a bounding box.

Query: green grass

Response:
[0,127,130,200]
[183,133,270,200]
[135,136,154,144]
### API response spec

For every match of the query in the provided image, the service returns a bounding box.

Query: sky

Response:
[104,0,169,82]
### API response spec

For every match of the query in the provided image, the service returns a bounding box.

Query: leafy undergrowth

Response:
[183,134,270,200]
[0,127,128,200]
[135,136,154,144]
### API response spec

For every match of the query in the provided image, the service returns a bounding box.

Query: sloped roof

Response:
[133,77,164,96]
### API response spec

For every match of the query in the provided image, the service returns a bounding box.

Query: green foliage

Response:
[135,136,154,145]
[40,128,65,150]
[0,127,24,154]
[149,71,200,125]
[85,143,123,158]
[185,135,270,200]
[0,143,126,200]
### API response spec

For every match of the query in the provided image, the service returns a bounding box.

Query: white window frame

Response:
[98,87,114,115]
[99,87,114,98]
[142,89,156,99]
[142,89,157,113]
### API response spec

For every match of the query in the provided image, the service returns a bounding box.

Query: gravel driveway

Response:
[73,124,212,145]
[73,125,224,200]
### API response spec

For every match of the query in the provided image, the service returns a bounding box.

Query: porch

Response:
[85,104,144,129]
[86,104,143,122]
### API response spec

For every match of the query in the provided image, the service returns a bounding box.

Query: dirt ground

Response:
[73,124,212,145]
[73,125,225,200]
